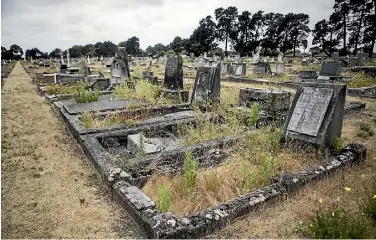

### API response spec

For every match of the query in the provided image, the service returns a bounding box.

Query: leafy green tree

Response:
[330,0,351,55]
[312,19,339,56]
[170,36,187,53]
[215,6,238,56]
[348,0,368,55]
[261,12,284,54]
[25,48,43,59]
[362,0,376,57]
[186,15,217,56]
[49,48,62,58]
[68,45,83,58]
[81,44,95,56]
[288,13,311,56]
[10,44,23,59]
[119,36,141,56]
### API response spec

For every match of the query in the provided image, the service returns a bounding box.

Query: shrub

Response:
[357,122,375,138]
[362,183,376,224]
[307,205,373,239]
[74,89,99,103]
[157,185,171,212]
[184,152,198,193]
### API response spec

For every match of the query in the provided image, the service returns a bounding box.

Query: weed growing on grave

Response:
[81,111,94,128]
[361,182,376,224]
[307,205,373,239]
[248,103,260,127]
[259,155,277,186]
[45,83,85,95]
[348,72,376,88]
[357,121,375,138]
[241,161,256,194]
[157,185,172,212]
[333,137,343,154]
[203,171,220,193]
[138,132,146,159]
[179,108,243,147]
[74,88,99,103]
[112,80,171,106]
[184,152,198,193]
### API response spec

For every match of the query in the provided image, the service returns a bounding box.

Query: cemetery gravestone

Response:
[275,63,285,76]
[164,55,183,89]
[253,62,272,76]
[191,64,221,107]
[239,88,291,118]
[234,63,246,76]
[281,83,346,149]
[221,63,229,75]
[299,71,318,81]
[319,61,342,77]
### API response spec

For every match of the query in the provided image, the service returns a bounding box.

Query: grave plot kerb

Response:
[80,123,366,238]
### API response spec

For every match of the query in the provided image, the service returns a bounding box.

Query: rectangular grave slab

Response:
[164,55,183,89]
[56,74,85,84]
[63,95,147,115]
[299,71,318,80]
[191,64,221,107]
[127,133,180,156]
[281,82,346,149]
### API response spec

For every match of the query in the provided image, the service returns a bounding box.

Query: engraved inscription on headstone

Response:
[287,87,333,137]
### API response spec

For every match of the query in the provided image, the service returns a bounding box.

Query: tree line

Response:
[2,0,375,60]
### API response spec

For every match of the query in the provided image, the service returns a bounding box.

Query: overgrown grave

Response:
[78,79,367,238]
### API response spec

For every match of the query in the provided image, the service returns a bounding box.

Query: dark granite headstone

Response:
[299,71,318,79]
[281,83,346,149]
[319,61,341,77]
[191,64,221,107]
[164,55,183,89]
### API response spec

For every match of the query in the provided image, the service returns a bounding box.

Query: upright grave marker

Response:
[163,55,189,102]
[281,83,346,148]
[191,64,221,107]
[318,60,342,81]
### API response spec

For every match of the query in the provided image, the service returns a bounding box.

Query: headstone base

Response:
[162,89,189,103]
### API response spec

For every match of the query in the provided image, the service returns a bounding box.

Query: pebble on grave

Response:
[280,82,347,149]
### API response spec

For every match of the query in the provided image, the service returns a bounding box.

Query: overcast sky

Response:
[2,0,341,53]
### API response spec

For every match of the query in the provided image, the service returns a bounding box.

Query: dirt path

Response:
[1,62,140,238]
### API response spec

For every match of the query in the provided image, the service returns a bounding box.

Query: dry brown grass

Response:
[142,129,324,217]
[208,98,376,238]
[1,62,140,238]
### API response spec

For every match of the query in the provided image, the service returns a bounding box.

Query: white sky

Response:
[1,0,363,53]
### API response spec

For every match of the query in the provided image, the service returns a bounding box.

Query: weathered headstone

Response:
[239,88,291,117]
[91,78,111,91]
[67,50,71,68]
[164,55,183,89]
[234,63,246,76]
[253,62,272,76]
[191,64,221,107]
[319,61,342,77]
[221,63,229,75]
[278,53,284,63]
[275,63,285,76]
[281,83,346,149]
[299,71,318,80]
[110,50,130,85]
[252,50,260,63]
